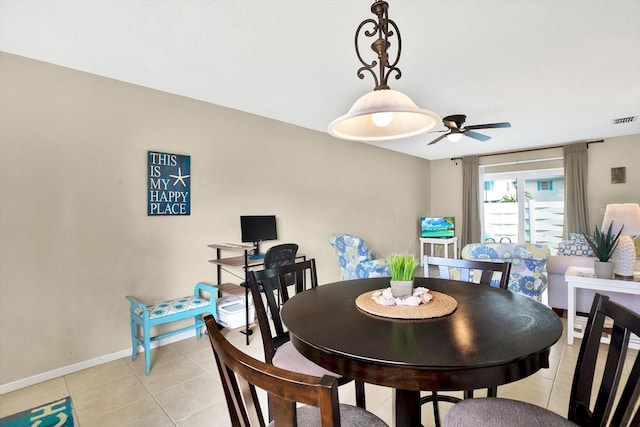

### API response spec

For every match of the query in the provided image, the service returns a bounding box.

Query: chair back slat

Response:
[205,315,341,427]
[215,351,262,427]
[239,375,264,427]
[613,346,640,426]
[425,256,511,289]
[270,396,297,426]
[437,265,452,280]
[569,294,640,427]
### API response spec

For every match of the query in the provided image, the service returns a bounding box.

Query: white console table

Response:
[419,237,458,265]
[565,266,640,349]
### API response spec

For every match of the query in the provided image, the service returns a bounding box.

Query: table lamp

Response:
[602,203,640,279]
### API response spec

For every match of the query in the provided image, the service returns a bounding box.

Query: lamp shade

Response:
[446,132,464,142]
[601,203,640,235]
[328,89,441,141]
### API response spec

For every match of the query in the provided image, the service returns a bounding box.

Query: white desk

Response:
[565,266,640,349]
[419,237,458,265]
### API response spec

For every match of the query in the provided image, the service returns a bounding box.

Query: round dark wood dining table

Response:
[281,276,563,427]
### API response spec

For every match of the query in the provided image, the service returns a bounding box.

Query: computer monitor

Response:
[240,215,277,257]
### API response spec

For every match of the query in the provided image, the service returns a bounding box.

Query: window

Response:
[481,168,564,251]
[537,181,553,191]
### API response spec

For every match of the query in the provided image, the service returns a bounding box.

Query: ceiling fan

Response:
[427,114,511,145]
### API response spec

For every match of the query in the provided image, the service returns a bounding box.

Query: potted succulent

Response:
[388,253,419,297]
[583,222,623,279]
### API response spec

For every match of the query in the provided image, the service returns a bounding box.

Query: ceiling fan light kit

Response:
[328,1,440,141]
[446,132,464,142]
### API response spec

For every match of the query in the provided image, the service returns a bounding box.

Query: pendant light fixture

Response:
[328,1,440,141]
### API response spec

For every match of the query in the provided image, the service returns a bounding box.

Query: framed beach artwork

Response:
[147,151,191,216]
[611,167,626,184]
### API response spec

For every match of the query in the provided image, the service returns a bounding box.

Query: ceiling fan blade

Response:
[464,130,491,142]
[428,133,449,145]
[427,129,448,134]
[464,122,511,131]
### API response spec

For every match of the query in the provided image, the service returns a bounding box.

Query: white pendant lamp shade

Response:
[330,1,440,142]
[328,89,441,141]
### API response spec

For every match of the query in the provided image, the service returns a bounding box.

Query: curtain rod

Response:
[481,156,564,168]
[450,139,604,163]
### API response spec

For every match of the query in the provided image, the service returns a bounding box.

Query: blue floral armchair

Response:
[328,234,390,280]
[462,242,551,301]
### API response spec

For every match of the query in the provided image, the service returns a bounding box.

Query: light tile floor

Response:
[0,317,634,426]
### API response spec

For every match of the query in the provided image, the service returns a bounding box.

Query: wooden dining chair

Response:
[204,315,387,427]
[443,293,640,427]
[422,256,512,426]
[247,259,367,412]
[423,256,511,289]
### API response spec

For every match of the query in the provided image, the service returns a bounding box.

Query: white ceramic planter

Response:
[594,261,614,279]
[390,280,413,298]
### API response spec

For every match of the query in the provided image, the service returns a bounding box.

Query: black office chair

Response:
[241,243,298,300]
[422,256,512,426]
[444,293,640,426]
[247,259,367,413]
[263,243,298,301]
[204,315,387,426]
[264,243,298,269]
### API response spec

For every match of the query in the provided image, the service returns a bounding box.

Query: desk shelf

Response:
[216,282,248,297]
[208,243,257,344]
[208,243,306,345]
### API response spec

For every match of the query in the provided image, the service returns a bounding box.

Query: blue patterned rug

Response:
[0,396,73,427]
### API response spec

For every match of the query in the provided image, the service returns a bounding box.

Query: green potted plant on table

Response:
[583,222,623,279]
[388,253,419,297]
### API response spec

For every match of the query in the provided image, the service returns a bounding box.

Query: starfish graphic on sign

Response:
[169,167,190,187]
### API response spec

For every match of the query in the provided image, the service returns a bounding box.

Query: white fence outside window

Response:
[484,200,564,252]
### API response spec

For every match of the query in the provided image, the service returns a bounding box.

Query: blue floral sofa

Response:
[462,242,551,301]
[328,234,390,280]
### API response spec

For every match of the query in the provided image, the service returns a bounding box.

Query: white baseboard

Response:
[0,328,203,395]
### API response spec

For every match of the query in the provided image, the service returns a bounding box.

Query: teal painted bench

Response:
[126,282,218,374]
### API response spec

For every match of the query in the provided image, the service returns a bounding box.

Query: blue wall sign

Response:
[148,151,191,216]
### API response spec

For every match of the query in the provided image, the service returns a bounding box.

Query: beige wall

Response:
[3,50,637,390]
[430,134,640,244]
[0,53,431,386]
[429,159,462,221]
[585,138,640,228]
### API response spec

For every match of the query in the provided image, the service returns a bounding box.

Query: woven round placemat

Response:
[355,289,457,319]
